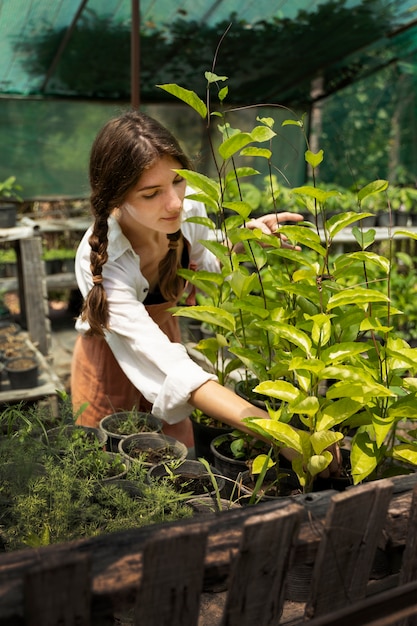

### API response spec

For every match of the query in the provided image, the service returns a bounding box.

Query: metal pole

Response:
[131,0,140,109]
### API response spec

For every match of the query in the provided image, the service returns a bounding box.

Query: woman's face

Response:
[120,155,187,236]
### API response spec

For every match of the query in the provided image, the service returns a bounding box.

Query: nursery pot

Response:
[99,411,163,452]
[236,467,301,504]
[0,203,17,228]
[44,424,108,453]
[5,356,38,389]
[118,432,188,468]
[98,452,131,483]
[210,433,249,497]
[146,459,225,498]
[190,412,232,464]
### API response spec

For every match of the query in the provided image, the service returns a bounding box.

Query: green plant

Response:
[0,176,22,202]
[159,71,417,493]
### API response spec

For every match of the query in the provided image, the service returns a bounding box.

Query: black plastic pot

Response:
[5,356,38,389]
[190,412,232,464]
[146,459,225,498]
[118,432,187,468]
[99,411,163,452]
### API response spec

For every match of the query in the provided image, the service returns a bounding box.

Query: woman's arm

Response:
[189,379,341,475]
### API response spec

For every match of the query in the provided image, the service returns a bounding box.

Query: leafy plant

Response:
[158,70,417,493]
[0,176,22,202]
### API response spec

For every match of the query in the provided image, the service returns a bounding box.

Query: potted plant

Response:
[158,72,417,493]
[99,409,163,452]
[146,458,225,499]
[0,176,22,228]
[118,432,188,468]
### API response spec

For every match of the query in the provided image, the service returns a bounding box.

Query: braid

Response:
[81,202,111,336]
[159,230,185,302]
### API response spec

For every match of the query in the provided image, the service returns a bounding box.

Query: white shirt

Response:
[75,192,220,424]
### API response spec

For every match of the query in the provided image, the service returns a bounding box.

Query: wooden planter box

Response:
[0,473,417,625]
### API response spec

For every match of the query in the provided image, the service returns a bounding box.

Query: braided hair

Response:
[81,111,192,336]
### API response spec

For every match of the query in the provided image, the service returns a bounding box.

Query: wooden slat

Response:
[24,553,91,626]
[305,479,394,619]
[220,502,303,626]
[300,578,417,626]
[396,484,417,626]
[134,523,209,626]
[17,236,51,355]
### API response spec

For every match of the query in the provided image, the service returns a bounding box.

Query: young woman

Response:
[71,110,339,474]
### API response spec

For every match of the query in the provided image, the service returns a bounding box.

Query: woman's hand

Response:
[245,212,304,250]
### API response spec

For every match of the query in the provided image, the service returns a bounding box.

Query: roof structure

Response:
[1,0,416,107]
[0,0,417,197]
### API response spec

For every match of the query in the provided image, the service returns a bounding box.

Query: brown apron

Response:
[71,301,194,447]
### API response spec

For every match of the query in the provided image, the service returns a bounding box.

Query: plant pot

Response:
[118,432,188,468]
[185,495,240,516]
[0,204,17,228]
[5,356,38,389]
[190,412,233,464]
[210,433,249,486]
[99,411,163,452]
[146,459,225,498]
[44,424,108,454]
[236,467,301,504]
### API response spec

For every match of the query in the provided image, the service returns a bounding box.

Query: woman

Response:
[71,110,337,472]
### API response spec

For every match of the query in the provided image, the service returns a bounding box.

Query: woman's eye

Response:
[143,191,158,199]
[174,177,185,186]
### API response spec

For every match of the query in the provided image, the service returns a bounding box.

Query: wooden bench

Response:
[0,474,417,625]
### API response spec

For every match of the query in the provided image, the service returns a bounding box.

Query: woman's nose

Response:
[166,186,183,212]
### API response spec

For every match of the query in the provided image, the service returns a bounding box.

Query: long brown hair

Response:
[81,110,192,336]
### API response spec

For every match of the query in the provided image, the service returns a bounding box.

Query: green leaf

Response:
[293,185,339,204]
[327,287,390,310]
[251,125,276,142]
[310,431,344,455]
[392,444,417,466]
[245,418,303,454]
[177,170,219,200]
[172,306,235,331]
[307,451,333,476]
[357,179,389,202]
[240,147,272,159]
[316,398,363,430]
[222,201,252,220]
[350,430,380,483]
[274,225,327,256]
[254,380,300,403]
[259,321,312,356]
[219,132,254,160]
[218,86,228,101]
[305,149,324,168]
[327,212,368,238]
[252,454,275,474]
[157,84,207,118]
[205,71,228,83]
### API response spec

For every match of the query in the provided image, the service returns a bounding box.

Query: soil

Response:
[124,443,179,464]
[168,474,214,495]
[6,357,37,370]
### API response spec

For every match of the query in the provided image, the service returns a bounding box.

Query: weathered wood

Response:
[220,503,303,626]
[305,479,394,619]
[0,479,415,626]
[16,236,50,355]
[299,578,417,626]
[134,524,209,626]
[396,484,417,626]
[24,553,91,626]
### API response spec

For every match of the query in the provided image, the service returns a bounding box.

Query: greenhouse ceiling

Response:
[1,0,417,108]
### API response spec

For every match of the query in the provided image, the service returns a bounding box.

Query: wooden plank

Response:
[134,523,209,626]
[304,479,394,619]
[220,502,303,626]
[299,578,417,626]
[24,552,91,626]
[396,484,417,626]
[17,236,50,355]
[0,483,414,626]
